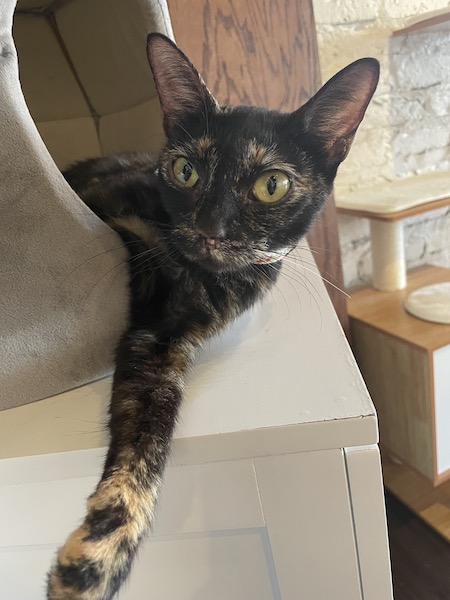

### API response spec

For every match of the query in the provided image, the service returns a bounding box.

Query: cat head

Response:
[146,33,379,274]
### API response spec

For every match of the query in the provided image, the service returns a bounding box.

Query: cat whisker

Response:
[251,264,290,317]
[302,243,332,255]
[73,238,144,263]
[201,94,210,138]
[282,250,340,281]
[177,124,194,142]
[281,256,327,279]
[140,218,173,229]
[81,258,129,308]
[272,267,303,307]
[61,244,134,285]
[137,245,178,264]
[127,246,179,281]
[295,243,320,256]
[80,229,123,248]
[252,249,322,314]
[93,246,178,305]
[280,261,323,310]
[277,263,324,327]
[282,257,350,299]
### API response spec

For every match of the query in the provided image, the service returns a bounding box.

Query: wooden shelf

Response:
[382,451,450,543]
[348,266,450,352]
[348,265,450,488]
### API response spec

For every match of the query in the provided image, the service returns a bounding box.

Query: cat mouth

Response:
[186,243,234,272]
[172,228,290,272]
[172,230,253,273]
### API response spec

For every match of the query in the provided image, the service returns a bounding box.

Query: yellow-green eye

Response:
[252,171,290,203]
[173,157,199,187]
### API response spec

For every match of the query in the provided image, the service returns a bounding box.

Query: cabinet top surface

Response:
[0,248,376,462]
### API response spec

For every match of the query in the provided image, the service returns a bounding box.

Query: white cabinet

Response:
[0,248,393,599]
[0,446,391,600]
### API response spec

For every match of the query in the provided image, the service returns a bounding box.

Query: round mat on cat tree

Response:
[0,0,173,409]
[404,282,450,324]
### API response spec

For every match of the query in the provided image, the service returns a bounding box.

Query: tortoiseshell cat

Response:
[47,33,379,600]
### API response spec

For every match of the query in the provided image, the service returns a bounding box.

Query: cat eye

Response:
[172,157,199,187]
[252,171,290,203]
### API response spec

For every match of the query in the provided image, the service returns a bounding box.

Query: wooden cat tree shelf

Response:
[337,173,450,542]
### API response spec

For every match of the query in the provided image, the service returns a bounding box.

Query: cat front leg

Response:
[47,330,196,600]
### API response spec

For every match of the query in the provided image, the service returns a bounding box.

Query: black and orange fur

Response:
[46,33,379,600]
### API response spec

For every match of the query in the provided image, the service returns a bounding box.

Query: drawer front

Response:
[0,448,367,599]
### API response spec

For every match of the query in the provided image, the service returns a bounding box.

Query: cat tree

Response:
[339,175,450,540]
[336,8,450,537]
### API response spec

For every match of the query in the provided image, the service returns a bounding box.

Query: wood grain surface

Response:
[349,265,450,486]
[351,319,435,481]
[167,0,348,330]
[348,266,450,352]
[168,0,321,109]
[384,453,450,544]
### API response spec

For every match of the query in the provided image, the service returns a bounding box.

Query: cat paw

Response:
[47,526,110,600]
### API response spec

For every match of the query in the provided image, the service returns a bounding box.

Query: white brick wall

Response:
[390,25,450,177]
[312,0,450,289]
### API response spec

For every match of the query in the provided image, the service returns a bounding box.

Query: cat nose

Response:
[195,205,230,243]
[196,227,224,249]
[203,236,222,249]
[195,223,226,242]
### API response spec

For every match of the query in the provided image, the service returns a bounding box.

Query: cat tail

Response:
[47,329,196,600]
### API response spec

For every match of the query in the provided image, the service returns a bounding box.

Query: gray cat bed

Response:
[0,0,173,409]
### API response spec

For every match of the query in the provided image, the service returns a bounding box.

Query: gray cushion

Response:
[0,0,173,409]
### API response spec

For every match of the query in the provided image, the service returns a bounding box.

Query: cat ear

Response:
[295,58,379,167]
[146,33,219,137]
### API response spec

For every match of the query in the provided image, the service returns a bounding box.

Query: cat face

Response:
[156,106,328,273]
[147,34,379,274]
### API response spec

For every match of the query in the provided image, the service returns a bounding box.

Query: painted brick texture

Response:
[312,0,450,289]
